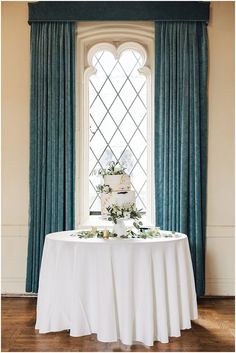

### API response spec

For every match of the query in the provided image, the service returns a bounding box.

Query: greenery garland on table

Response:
[70,228,177,239]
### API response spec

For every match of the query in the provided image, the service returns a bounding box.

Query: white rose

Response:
[103,185,110,193]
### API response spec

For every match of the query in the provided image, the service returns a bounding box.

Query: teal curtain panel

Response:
[155,22,208,296]
[26,22,76,293]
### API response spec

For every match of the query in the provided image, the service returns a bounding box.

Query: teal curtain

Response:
[155,22,208,296]
[26,22,76,293]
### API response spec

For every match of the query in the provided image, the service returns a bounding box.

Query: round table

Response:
[35,230,198,346]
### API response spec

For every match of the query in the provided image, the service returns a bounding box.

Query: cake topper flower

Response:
[98,161,126,176]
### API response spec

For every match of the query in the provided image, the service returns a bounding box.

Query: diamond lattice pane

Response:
[119,51,139,76]
[90,130,106,158]
[109,97,127,125]
[89,71,106,93]
[119,147,136,174]
[109,130,127,160]
[139,182,147,207]
[89,82,97,104]
[129,130,146,159]
[90,95,107,126]
[119,80,137,109]
[92,51,104,67]
[138,85,147,107]
[89,151,97,176]
[110,63,127,91]
[100,147,116,169]
[89,179,101,212]
[89,49,147,213]
[129,99,146,125]
[129,74,146,93]
[139,118,147,138]
[99,115,117,142]
[130,164,146,194]
[99,80,117,109]
[119,114,137,142]
[97,51,117,76]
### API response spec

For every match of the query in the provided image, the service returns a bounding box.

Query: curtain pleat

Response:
[26,22,75,293]
[155,22,208,296]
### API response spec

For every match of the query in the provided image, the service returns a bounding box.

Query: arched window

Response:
[76,22,154,226]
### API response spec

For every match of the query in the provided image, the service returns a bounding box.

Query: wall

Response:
[2,2,30,292]
[206,1,235,295]
[1,1,235,295]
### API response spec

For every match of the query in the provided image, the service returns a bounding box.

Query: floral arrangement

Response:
[96,184,112,194]
[106,202,143,228]
[98,161,126,176]
[69,227,178,239]
[75,229,105,238]
[125,227,161,239]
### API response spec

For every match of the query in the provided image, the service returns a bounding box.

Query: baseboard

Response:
[199,295,235,299]
[1,293,37,297]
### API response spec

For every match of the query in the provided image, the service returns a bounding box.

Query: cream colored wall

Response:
[2,2,30,292]
[1,1,235,294]
[206,1,235,295]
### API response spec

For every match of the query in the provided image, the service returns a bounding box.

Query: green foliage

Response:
[98,161,126,176]
[70,228,179,239]
[106,202,142,228]
[96,184,112,194]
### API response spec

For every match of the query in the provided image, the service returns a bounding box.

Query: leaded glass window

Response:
[88,47,147,214]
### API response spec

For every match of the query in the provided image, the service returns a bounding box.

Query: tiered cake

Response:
[97,162,136,217]
[101,175,135,216]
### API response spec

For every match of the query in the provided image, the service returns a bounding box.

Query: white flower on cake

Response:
[114,164,123,173]
[106,202,143,228]
[98,161,126,176]
[96,184,112,194]
[103,185,112,193]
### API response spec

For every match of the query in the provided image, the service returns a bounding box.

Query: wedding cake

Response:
[97,162,136,217]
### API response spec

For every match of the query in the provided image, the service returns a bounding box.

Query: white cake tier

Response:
[101,191,136,215]
[103,175,131,191]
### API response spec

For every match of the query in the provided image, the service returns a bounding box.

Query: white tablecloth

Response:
[35,231,198,345]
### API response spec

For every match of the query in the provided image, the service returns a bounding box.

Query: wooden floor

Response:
[2,297,235,352]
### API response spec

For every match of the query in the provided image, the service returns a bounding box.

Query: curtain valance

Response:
[28,1,210,24]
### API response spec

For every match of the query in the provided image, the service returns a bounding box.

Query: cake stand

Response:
[100,216,131,237]
[112,218,127,237]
